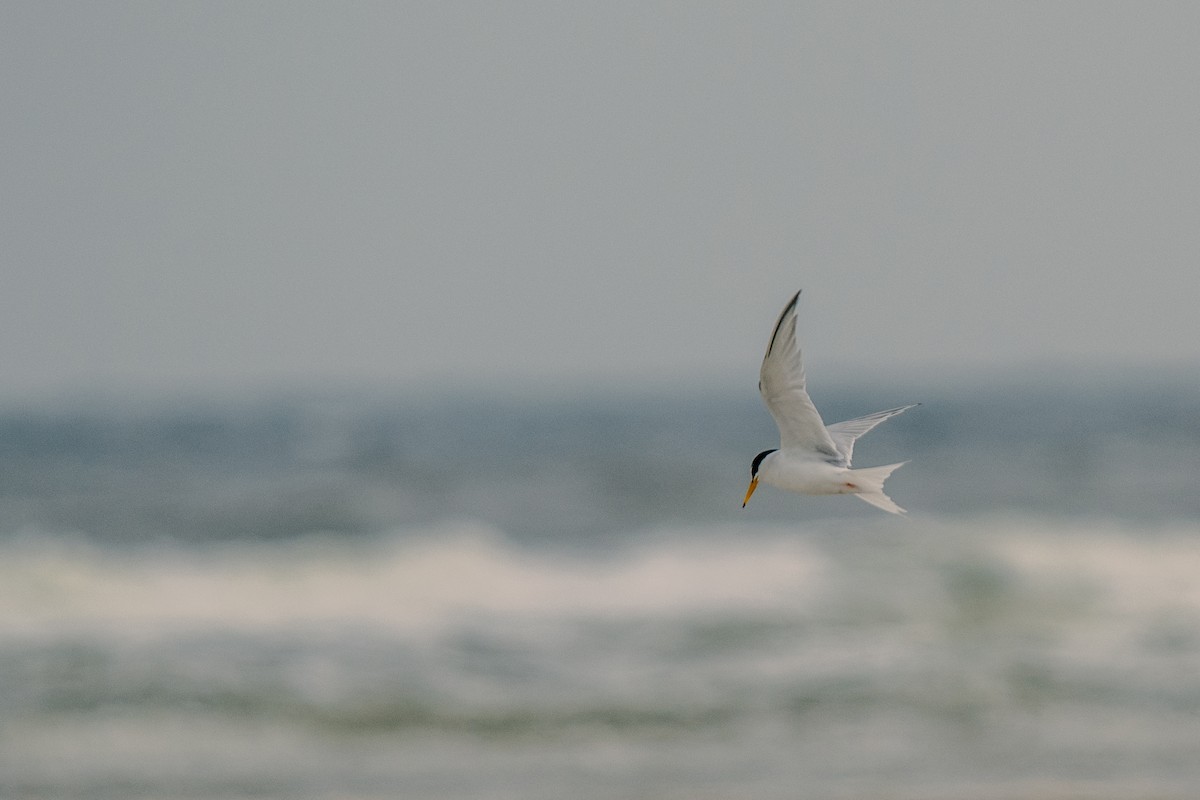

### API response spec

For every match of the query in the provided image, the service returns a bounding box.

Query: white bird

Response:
[742,290,917,514]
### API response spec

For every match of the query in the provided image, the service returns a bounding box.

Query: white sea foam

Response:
[3,515,1199,642]
[0,520,829,637]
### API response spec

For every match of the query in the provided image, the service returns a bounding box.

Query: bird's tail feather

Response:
[849,461,908,514]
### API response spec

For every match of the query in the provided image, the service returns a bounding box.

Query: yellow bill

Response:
[742,477,759,508]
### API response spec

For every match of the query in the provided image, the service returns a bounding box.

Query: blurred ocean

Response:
[1,371,1199,799]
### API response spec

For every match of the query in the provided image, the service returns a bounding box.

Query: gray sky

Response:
[3,2,1199,399]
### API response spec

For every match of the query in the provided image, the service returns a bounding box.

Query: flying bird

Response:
[742,290,917,514]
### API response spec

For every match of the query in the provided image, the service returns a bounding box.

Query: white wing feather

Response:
[758,291,841,459]
[825,404,919,466]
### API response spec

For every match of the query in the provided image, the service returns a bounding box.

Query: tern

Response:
[742,290,917,514]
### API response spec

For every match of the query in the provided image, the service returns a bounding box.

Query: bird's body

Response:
[742,291,916,514]
[754,450,866,495]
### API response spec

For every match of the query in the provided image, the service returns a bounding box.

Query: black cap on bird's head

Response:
[742,448,777,507]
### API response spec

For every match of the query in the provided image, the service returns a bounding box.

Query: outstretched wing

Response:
[825,404,919,466]
[758,291,840,460]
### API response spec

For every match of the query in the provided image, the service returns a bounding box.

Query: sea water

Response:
[1,373,1198,799]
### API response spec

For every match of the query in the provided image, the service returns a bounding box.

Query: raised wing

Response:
[825,404,919,466]
[758,291,841,460]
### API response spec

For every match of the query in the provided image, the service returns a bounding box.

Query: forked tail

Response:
[849,461,909,514]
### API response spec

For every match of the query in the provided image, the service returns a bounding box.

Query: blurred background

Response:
[2,3,1199,799]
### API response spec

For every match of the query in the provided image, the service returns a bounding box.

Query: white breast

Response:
[759,450,857,496]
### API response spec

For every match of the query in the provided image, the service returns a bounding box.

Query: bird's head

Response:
[742,448,777,507]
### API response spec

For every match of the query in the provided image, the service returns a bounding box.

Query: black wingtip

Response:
[765,290,802,357]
